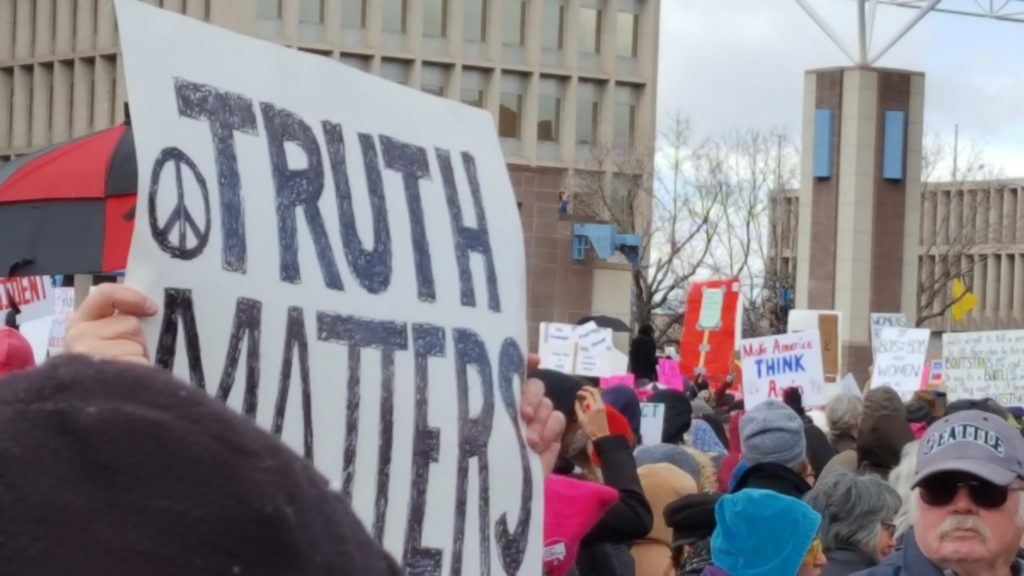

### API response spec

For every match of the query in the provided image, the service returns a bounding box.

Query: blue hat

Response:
[711,489,821,576]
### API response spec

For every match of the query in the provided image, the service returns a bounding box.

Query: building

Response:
[0,0,661,349]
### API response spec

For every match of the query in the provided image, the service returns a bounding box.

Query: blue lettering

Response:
[755,358,765,379]
[794,354,805,372]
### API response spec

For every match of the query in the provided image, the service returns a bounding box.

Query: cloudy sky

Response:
[658,0,1024,176]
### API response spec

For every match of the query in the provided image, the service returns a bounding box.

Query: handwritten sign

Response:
[538,321,617,377]
[679,279,740,383]
[944,330,1024,407]
[117,2,540,572]
[657,358,684,391]
[47,287,75,352]
[788,310,842,383]
[0,276,54,324]
[740,330,826,408]
[639,402,665,446]
[871,313,907,358]
[871,327,930,400]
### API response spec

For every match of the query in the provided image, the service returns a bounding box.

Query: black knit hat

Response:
[530,368,584,423]
[0,355,401,576]
[664,492,720,547]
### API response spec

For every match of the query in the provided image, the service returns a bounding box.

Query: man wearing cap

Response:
[854,410,1024,576]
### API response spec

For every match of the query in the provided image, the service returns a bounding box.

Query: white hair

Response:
[887,441,919,538]
[826,393,863,438]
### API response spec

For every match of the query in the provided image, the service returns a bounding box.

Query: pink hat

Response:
[544,475,618,576]
[0,327,35,376]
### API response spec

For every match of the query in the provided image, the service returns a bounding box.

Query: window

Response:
[461,68,488,108]
[340,54,370,71]
[257,0,282,19]
[504,0,525,46]
[422,64,448,97]
[461,88,485,107]
[499,74,526,138]
[617,12,638,57]
[541,2,565,50]
[537,77,565,143]
[381,59,410,85]
[464,0,487,42]
[614,86,640,144]
[579,7,601,53]
[300,0,324,24]
[383,0,407,33]
[576,82,601,144]
[424,0,448,38]
[342,0,366,29]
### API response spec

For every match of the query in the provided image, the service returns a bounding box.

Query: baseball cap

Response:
[914,409,1024,487]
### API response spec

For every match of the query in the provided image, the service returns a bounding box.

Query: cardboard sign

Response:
[0,276,54,324]
[871,327,930,401]
[679,279,740,384]
[116,1,540,572]
[871,313,907,358]
[788,310,842,383]
[639,402,665,446]
[740,330,826,409]
[944,330,1024,406]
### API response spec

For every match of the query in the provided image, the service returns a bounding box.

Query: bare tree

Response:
[917,132,1008,327]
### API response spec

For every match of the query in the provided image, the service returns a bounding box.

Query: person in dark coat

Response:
[648,389,693,445]
[664,493,720,575]
[783,387,837,478]
[0,355,403,576]
[629,324,658,382]
[731,399,814,499]
[602,384,641,441]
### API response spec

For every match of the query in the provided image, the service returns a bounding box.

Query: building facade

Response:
[0,0,660,349]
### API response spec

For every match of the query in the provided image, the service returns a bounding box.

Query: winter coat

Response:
[803,416,837,478]
[851,528,1024,576]
[829,432,857,454]
[717,413,743,492]
[632,464,698,576]
[818,449,858,485]
[822,547,876,576]
[729,461,812,499]
[681,446,719,494]
[629,335,658,381]
[698,567,730,576]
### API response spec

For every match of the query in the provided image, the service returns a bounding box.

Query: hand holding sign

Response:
[65,284,158,364]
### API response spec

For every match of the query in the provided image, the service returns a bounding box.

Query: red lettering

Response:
[767,380,779,398]
[26,277,42,303]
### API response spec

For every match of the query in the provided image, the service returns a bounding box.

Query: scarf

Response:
[680,539,713,575]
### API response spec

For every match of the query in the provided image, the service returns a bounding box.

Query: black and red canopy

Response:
[0,124,137,277]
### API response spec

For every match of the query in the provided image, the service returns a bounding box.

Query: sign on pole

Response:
[944,330,1024,407]
[116,1,540,572]
[870,313,907,358]
[871,327,930,400]
[679,279,740,384]
[740,330,826,408]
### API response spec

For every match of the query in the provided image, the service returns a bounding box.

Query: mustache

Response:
[938,515,992,542]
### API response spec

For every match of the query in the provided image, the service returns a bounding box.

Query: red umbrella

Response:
[0,124,136,277]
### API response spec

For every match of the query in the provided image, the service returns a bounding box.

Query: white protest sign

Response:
[116,2,540,572]
[944,330,1024,406]
[539,322,576,373]
[871,313,907,358]
[48,287,75,352]
[740,330,826,409]
[698,286,725,330]
[639,402,665,446]
[0,276,54,324]
[871,327,930,400]
[538,321,616,377]
[840,373,862,397]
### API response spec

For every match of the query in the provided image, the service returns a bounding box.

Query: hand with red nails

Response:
[575,387,610,441]
[65,284,158,365]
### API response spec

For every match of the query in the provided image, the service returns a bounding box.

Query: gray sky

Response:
[658,0,1024,177]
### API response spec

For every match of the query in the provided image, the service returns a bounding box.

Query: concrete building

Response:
[0,0,660,348]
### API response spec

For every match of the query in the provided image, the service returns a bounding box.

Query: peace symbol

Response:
[148,146,211,260]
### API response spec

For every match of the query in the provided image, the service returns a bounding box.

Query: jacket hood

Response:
[729,462,812,499]
[712,488,821,576]
[856,413,914,473]
[0,327,35,375]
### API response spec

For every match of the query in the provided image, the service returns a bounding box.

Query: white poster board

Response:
[538,321,617,377]
[944,330,1024,407]
[740,330,826,408]
[840,373,862,397]
[871,327,930,401]
[0,276,55,324]
[48,287,75,354]
[870,313,907,358]
[639,402,665,446]
[116,1,540,572]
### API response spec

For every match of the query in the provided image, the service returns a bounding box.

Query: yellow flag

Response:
[951,277,978,322]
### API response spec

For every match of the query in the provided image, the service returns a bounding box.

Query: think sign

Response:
[117,1,540,573]
[740,330,826,408]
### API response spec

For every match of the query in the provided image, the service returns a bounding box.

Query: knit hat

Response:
[602,385,641,438]
[740,399,807,468]
[544,475,618,576]
[690,419,727,455]
[0,327,34,375]
[712,489,821,576]
[664,493,720,547]
[0,355,401,575]
[531,369,584,423]
[648,389,693,444]
[635,444,702,482]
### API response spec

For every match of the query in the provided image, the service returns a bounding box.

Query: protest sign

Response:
[639,402,665,446]
[740,331,826,408]
[599,374,635,389]
[0,276,54,324]
[538,321,618,377]
[944,330,1024,406]
[679,279,740,384]
[871,327,930,400]
[117,1,540,572]
[657,358,684,391]
[930,359,943,383]
[840,373,862,397]
[871,313,907,358]
[788,310,842,383]
[47,287,76,352]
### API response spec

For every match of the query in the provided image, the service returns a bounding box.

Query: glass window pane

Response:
[257,0,282,19]
[423,85,445,97]
[499,92,522,138]
[424,0,448,38]
[461,88,485,108]
[381,60,410,84]
[463,0,487,42]
[300,0,324,23]
[342,0,366,29]
[383,0,407,33]
[541,3,564,50]
[577,100,598,144]
[503,0,525,46]
[538,96,561,142]
[579,7,601,53]
[614,103,636,144]
[617,13,638,57]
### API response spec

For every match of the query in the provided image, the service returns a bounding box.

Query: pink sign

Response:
[599,374,636,389]
[657,358,684,391]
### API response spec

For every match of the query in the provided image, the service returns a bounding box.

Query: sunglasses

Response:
[803,537,822,567]
[918,474,1024,509]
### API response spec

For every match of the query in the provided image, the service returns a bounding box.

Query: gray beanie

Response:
[741,399,807,467]
[634,444,701,481]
